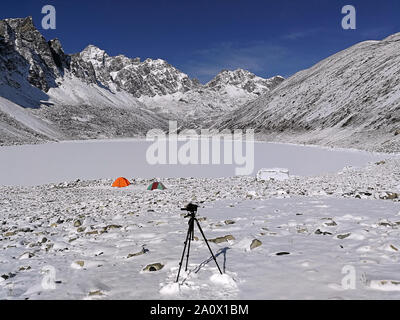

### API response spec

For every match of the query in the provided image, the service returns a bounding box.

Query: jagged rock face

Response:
[0,17,60,91]
[207,69,284,95]
[0,17,97,92]
[79,45,199,97]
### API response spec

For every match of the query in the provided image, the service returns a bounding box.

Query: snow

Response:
[0,148,398,299]
[0,139,389,186]
[0,96,62,140]
[0,174,399,299]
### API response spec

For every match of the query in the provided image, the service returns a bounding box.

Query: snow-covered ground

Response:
[0,155,399,300]
[0,139,388,186]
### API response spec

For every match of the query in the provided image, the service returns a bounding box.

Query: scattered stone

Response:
[209,235,235,244]
[104,224,122,231]
[224,220,236,225]
[88,290,104,296]
[75,261,85,267]
[276,252,290,256]
[297,227,308,234]
[127,248,149,258]
[143,263,164,272]
[376,160,386,165]
[324,220,337,227]
[390,245,399,252]
[250,239,262,250]
[387,193,399,200]
[380,192,399,200]
[19,252,34,260]
[337,233,351,240]
[4,231,16,237]
[40,237,48,243]
[1,273,16,280]
[315,229,332,236]
[19,266,32,271]
[378,221,394,227]
[86,230,98,235]
[77,227,86,233]
[74,220,82,227]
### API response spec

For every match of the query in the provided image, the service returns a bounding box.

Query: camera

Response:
[181,203,199,216]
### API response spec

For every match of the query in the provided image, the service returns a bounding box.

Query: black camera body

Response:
[181,203,199,216]
[181,203,198,212]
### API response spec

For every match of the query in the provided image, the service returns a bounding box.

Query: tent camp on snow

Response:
[111,177,166,190]
[147,181,166,191]
[112,177,131,188]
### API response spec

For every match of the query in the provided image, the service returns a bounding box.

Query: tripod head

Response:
[181,203,198,218]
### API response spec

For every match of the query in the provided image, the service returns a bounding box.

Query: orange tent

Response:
[112,177,131,188]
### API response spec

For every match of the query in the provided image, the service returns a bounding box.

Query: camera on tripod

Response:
[176,202,223,282]
[181,203,198,217]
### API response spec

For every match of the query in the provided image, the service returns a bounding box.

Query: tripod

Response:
[176,208,223,283]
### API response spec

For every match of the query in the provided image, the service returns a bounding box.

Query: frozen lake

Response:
[0,138,390,186]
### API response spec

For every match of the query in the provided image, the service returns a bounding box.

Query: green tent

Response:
[147,181,166,190]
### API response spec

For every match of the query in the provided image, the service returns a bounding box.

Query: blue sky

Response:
[2,0,400,83]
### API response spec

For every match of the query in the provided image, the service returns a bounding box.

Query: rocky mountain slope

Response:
[217,34,400,153]
[0,16,283,145]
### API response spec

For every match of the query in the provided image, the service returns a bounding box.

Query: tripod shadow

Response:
[181,247,230,285]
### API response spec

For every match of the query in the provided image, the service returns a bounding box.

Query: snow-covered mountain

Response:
[0,16,284,145]
[207,69,284,96]
[217,33,400,153]
[0,17,170,144]
[79,45,199,98]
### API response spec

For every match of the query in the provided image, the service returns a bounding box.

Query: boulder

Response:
[143,263,164,272]
[250,239,262,250]
[209,235,235,244]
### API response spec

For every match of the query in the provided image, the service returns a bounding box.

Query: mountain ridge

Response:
[0,16,284,145]
[216,33,400,153]
[2,16,399,153]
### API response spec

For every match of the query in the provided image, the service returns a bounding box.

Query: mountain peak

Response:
[81,44,108,57]
[1,16,37,35]
[206,68,284,94]
[80,45,109,69]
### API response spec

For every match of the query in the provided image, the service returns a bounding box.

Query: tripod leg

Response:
[176,222,192,283]
[185,218,193,271]
[194,218,223,275]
